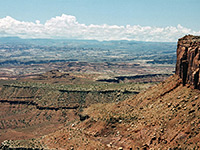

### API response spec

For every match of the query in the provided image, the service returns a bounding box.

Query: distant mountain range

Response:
[0,36,175,45]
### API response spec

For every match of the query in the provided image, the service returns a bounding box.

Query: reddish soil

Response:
[35,75,200,149]
[0,102,78,143]
[2,74,199,149]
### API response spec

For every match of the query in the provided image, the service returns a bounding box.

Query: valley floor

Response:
[1,74,200,149]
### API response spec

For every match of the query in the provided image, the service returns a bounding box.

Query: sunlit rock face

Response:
[176,35,200,89]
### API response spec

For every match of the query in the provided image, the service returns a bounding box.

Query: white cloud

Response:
[0,14,199,42]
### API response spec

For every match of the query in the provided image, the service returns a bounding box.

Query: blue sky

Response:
[0,0,199,41]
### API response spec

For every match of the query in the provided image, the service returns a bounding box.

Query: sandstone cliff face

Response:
[176,35,200,88]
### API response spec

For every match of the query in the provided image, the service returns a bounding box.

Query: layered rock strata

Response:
[176,35,200,88]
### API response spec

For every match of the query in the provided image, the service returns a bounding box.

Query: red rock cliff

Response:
[176,35,200,88]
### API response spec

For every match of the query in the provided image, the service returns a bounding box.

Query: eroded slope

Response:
[3,74,200,149]
[0,71,154,145]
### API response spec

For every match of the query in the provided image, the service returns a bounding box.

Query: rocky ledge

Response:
[176,35,200,88]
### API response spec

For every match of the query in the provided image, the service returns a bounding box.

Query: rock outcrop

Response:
[176,35,200,88]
